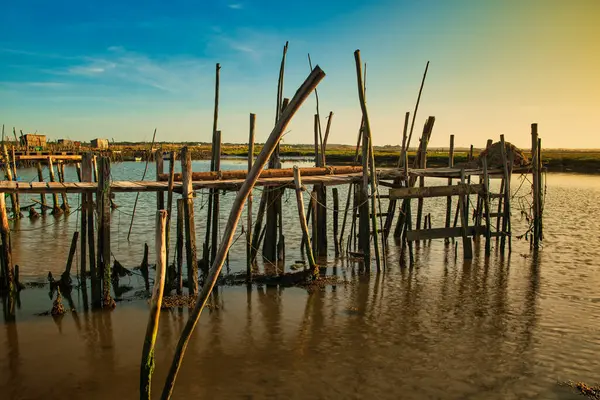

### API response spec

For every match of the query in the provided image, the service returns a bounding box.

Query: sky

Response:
[1,0,599,149]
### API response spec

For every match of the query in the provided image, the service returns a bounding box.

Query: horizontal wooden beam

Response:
[406,225,487,241]
[158,166,365,182]
[16,155,82,161]
[389,184,485,200]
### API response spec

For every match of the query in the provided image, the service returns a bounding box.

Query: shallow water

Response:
[0,165,599,399]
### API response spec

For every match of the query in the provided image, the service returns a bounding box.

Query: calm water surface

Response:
[0,163,598,399]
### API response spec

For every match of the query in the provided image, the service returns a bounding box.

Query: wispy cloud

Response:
[228,3,243,9]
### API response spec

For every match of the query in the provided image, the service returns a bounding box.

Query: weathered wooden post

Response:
[0,194,15,293]
[156,149,164,210]
[36,162,47,214]
[181,147,198,294]
[333,188,340,257]
[531,123,540,248]
[499,135,511,253]
[140,210,167,400]
[293,167,318,275]
[247,114,255,279]
[80,154,91,300]
[97,156,115,309]
[2,145,21,218]
[58,161,70,212]
[459,169,473,260]
[210,131,221,266]
[47,157,62,215]
[62,231,79,284]
[358,132,371,269]
[444,135,455,243]
[176,199,184,295]
[166,151,176,263]
[482,157,492,256]
[83,153,100,307]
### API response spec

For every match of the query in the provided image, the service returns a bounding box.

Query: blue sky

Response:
[1,0,599,148]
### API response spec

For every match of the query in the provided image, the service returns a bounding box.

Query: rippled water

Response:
[0,164,599,399]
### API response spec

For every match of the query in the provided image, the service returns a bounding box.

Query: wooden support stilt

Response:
[97,157,115,309]
[444,135,455,243]
[247,114,255,279]
[459,169,473,259]
[58,161,70,212]
[538,136,543,241]
[80,155,90,293]
[92,155,98,183]
[47,157,62,215]
[531,123,540,248]
[76,162,82,182]
[181,147,198,295]
[160,65,325,400]
[310,190,318,252]
[384,112,409,239]
[36,162,47,214]
[293,167,318,275]
[85,159,99,308]
[176,199,184,295]
[140,210,167,400]
[482,157,492,256]
[499,135,511,253]
[250,194,266,264]
[359,129,371,269]
[0,194,14,294]
[156,150,165,210]
[333,188,340,257]
[166,151,176,264]
[62,231,79,284]
[495,178,505,244]
[210,131,221,267]
[3,145,21,218]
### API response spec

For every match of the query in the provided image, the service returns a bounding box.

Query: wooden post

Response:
[538,136,543,241]
[314,115,327,257]
[166,151,176,263]
[160,65,325,399]
[531,123,540,248]
[2,145,21,218]
[250,194,267,264]
[62,231,79,283]
[140,210,167,400]
[322,111,334,162]
[84,155,99,308]
[80,155,90,290]
[482,157,492,256]
[384,112,410,239]
[333,188,340,257]
[176,199,184,295]
[293,167,318,275]
[92,155,98,182]
[97,157,115,309]
[499,135,511,253]
[210,131,221,267]
[58,161,70,212]
[0,194,14,293]
[47,157,62,215]
[354,50,382,271]
[310,190,318,253]
[359,129,371,269]
[459,169,473,259]
[444,135,455,241]
[36,162,47,214]
[156,150,165,210]
[247,114,255,278]
[181,147,198,294]
[76,163,82,182]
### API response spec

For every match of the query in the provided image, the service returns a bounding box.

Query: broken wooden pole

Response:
[97,157,115,309]
[176,199,184,295]
[0,194,15,294]
[47,157,62,215]
[140,210,168,400]
[36,162,47,214]
[156,149,165,210]
[62,231,79,284]
[247,114,255,279]
[181,147,198,294]
[160,65,326,400]
[293,166,318,275]
[333,188,340,257]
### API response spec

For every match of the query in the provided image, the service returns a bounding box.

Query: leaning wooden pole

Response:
[354,50,382,271]
[293,167,318,275]
[160,65,326,400]
[140,210,168,400]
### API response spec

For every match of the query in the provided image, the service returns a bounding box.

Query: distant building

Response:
[91,138,109,149]
[57,139,73,146]
[21,134,47,149]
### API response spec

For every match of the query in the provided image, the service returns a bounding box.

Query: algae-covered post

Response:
[140,210,168,400]
[160,65,326,400]
[181,147,198,295]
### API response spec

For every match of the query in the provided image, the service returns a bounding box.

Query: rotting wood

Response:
[293,166,318,275]
[181,147,199,294]
[140,210,168,400]
[160,65,325,400]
